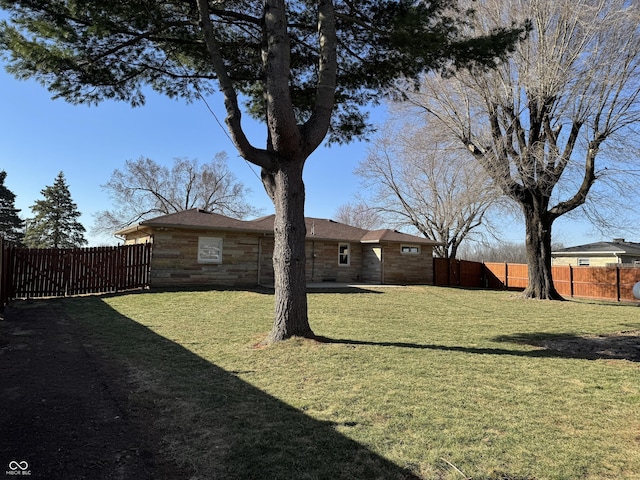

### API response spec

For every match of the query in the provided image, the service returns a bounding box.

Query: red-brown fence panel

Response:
[506,264,528,289]
[3,244,151,300]
[551,265,572,297]
[619,267,640,302]
[433,258,451,286]
[484,262,507,289]
[11,248,67,298]
[433,259,484,288]
[459,260,483,288]
[571,266,618,301]
[434,258,640,302]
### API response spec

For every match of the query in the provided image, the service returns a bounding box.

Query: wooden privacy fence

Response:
[433,258,485,288]
[434,258,640,302]
[550,264,640,302]
[1,242,151,305]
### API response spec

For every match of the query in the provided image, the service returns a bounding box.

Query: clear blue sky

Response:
[1,70,372,245]
[1,67,599,248]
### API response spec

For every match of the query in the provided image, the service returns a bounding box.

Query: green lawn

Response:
[59,286,639,479]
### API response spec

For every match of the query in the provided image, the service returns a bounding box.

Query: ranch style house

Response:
[115,209,441,288]
[552,238,640,267]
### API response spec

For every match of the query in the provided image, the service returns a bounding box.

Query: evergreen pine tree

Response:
[24,172,87,248]
[0,170,25,244]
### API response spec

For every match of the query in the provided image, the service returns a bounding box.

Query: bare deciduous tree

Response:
[93,155,260,237]
[333,203,382,230]
[457,241,528,264]
[355,115,501,259]
[402,0,640,298]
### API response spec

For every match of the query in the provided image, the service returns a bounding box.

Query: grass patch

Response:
[56,286,639,479]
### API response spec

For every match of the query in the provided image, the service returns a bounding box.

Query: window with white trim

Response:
[401,245,421,254]
[198,237,223,264]
[338,242,350,266]
[577,258,590,266]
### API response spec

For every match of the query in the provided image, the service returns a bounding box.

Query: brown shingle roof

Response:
[247,215,370,242]
[115,209,443,245]
[145,209,249,229]
[115,209,263,235]
[361,229,441,245]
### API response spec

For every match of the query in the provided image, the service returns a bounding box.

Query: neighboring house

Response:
[115,209,442,288]
[552,238,640,267]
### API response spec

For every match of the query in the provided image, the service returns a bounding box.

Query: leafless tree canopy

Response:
[333,203,382,230]
[93,154,260,236]
[355,113,501,258]
[400,0,640,297]
[457,241,528,264]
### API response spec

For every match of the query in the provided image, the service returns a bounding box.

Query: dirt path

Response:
[0,302,189,480]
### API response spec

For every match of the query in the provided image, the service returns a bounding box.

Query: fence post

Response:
[115,245,122,293]
[504,262,508,289]
[63,249,71,297]
[616,265,621,302]
[569,265,574,298]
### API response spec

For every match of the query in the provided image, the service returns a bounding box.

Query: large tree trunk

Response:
[261,160,314,344]
[522,204,563,300]
[198,0,334,345]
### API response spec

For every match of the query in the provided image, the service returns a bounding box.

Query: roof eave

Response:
[141,222,273,235]
[552,250,624,256]
[360,238,444,246]
[114,224,152,236]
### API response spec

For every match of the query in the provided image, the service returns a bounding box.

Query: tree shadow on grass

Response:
[305,286,386,294]
[493,331,640,362]
[121,284,385,296]
[313,332,640,362]
[62,297,419,480]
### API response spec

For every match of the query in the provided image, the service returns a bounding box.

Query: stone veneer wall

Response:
[380,244,434,284]
[149,229,263,287]
[133,227,434,287]
[257,238,363,284]
[306,240,363,283]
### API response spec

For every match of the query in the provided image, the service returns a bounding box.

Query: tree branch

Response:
[549,135,603,219]
[263,0,301,157]
[195,0,273,169]
[301,0,337,154]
